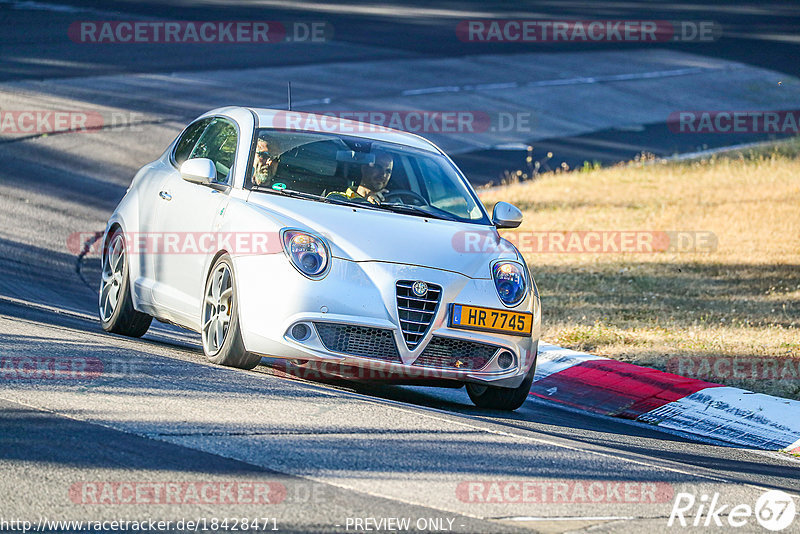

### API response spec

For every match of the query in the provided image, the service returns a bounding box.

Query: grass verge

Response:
[479,139,800,399]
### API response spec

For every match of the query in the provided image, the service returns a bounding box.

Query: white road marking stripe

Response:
[498,516,635,521]
[0,0,146,18]
[402,85,463,96]
[400,66,721,97]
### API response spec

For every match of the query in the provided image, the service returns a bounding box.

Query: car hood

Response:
[246,193,517,278]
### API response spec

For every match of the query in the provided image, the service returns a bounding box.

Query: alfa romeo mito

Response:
[99,106,541,410]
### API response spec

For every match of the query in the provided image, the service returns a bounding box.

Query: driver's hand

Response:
[366,189,388,205]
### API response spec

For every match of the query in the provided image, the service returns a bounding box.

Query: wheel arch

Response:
[204,249,231,285]
[102,222,124,264]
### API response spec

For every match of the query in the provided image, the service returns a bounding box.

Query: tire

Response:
[466,365,535,411]
[99,228,152,337]
[201,254,262,370]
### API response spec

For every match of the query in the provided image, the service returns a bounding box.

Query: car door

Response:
[134,118,212,298]
[151,117,238,326]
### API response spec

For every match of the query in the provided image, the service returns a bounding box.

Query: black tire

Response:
[466,365,536,411]
[99,228,152,337]
[201,254,261,370]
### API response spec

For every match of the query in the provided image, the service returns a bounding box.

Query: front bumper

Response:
[235,254,541,388]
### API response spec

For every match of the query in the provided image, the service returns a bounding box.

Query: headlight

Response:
[281,229,330,279]
[492,261,527,306]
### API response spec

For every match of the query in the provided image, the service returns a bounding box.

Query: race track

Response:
[1,1,799,532]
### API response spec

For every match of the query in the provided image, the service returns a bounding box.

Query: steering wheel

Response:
[383,190,428,206]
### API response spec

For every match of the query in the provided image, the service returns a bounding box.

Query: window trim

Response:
[170,117,212,169]
[170,115,242,189]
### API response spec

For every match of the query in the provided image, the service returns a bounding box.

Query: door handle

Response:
[159,191,172,201]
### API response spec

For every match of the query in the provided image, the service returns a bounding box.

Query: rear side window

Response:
[173,118,212,166]
[189,118,238,183]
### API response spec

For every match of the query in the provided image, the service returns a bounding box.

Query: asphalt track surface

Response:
[2,0,800,179]
[1,1,800,533]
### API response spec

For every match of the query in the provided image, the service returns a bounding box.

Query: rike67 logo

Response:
[669,489,796,531]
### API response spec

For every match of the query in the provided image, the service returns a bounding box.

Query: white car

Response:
[99,106,541,410]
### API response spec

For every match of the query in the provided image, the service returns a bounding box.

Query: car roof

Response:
[246,107,442,153]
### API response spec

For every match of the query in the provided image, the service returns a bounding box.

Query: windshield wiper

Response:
[377,202,459,222]
[251,186,327,202]
[250,186,381,209]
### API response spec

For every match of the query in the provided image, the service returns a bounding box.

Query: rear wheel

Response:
[466,366,535,411]
[201,255,262,370]
[99,229,152,337]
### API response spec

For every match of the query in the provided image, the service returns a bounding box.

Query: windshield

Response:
[247,129,490,224]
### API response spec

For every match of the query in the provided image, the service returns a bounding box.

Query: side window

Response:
[189,118,238,183]
[173,118,212,166]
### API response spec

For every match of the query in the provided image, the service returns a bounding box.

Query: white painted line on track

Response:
[6,290,798,456]
[2,301,798,526]
[402,86,464,96]
[498,516,635,521]
[400,66,728,97]
[663,139,780,162]
[295,65,733,112]
[0,0,151,18]
[0,294,94,322]
[290,98,333,107]
[0,294,198,347]
[328,386,781,491]
[0,305,777,491]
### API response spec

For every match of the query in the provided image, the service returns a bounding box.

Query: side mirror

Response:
[492,202,523,229]
[180,158,217,185]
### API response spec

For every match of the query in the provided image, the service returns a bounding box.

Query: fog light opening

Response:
[290,323,312,341]
[497,351,515,370]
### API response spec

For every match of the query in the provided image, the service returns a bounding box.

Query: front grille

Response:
[396,280,441,349]
[314,322,401,362]
[414,336,499,371]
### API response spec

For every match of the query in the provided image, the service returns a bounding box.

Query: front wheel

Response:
[99,228,152,337]
[466,366,535,411]
[201,255,262,370]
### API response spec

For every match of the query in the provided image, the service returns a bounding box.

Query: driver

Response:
[252,137,279,186]
[327,150,393,205]
[356,150,393,204]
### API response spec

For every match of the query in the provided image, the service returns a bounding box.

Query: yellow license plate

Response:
[448,304,532,336]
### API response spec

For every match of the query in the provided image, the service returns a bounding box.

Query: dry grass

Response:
[479,140,800,399]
